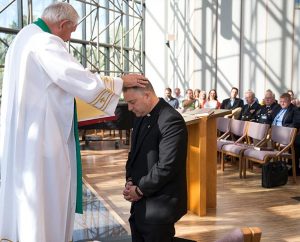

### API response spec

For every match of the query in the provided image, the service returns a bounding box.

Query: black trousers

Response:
[129,213,175,242]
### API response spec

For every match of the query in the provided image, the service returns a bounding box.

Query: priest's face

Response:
[124,89,151,117]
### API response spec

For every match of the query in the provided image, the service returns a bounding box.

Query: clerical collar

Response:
[145,98,162,117]
[33,18,51,34]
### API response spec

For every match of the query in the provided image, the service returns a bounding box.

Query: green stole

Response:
[34,18,83,214]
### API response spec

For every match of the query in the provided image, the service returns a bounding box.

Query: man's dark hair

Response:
[165,87,172,93]
[122,80,155,93]
[231,87,239,93]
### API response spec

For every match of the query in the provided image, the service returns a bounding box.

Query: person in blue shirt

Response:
[221,87,244,110]
[272,93,300,176]
[272,93,300,127]
[164,87,179,109]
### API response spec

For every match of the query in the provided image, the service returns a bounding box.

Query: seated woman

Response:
[204,89,221,109]
[194,88,201,100]
[198,90,207,108]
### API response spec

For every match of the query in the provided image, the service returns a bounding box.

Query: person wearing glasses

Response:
[257,89,280,124]
[239,90,261,121]
[0,2,147,242]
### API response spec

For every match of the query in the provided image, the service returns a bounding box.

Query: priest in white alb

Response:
[0,2,147,242]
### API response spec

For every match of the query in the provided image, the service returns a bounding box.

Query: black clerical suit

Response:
[239,102,261,121]
[256,102,281,124]
[221,98,244,110]
[126,98,187,242]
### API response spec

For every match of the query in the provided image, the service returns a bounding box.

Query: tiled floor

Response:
[79,137,300,242]
[73,184,131,242]
[72,183,195,242]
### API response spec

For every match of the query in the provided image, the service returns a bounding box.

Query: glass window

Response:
[0,0,18,29]
[0,0,145,104]
[32,0,53,21]
[0,33,15,65]
[69,0,83,40]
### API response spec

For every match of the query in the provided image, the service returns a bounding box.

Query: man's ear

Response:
[59,19,69,30]
[143,91,151,99]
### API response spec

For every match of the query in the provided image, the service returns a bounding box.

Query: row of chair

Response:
[217,117,297,183]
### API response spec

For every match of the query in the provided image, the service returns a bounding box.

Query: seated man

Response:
[221,87,244,119]
[257,89,281,124]
[164,87,179,109]
[272,93,300,127]
[182,88,199,111]
[272,93,300,175]
[221,87,244,110]
[239,90,261,121]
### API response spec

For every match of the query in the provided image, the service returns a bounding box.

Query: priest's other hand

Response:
[122,74,148,88]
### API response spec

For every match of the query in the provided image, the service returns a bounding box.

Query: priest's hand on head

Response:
[122,74,148,88]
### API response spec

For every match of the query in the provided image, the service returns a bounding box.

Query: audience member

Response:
[174,87,184,108]
[239,90,261,121]
[204,89,221,109]
[221,87,244,119]
[198,90,207,108]
[242,89,258,104]
[194,89,201,99]
[164,87,179,109]
[287,90,300,107]
[272,93,300,175]
[256,89,281,124]
[272,93,300,127]
[221,87,244,110]
[182,89,199,111]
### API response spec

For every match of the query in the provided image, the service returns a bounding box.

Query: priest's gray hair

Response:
[41,2,79,25]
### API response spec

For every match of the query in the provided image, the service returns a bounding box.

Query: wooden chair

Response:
[221,122,269,178]
[218,119,247,173]
[217,117,231,161]
[216,226,262,242]
[217,119,248,164]
[242,125,297,183]
[217,117,231,140]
